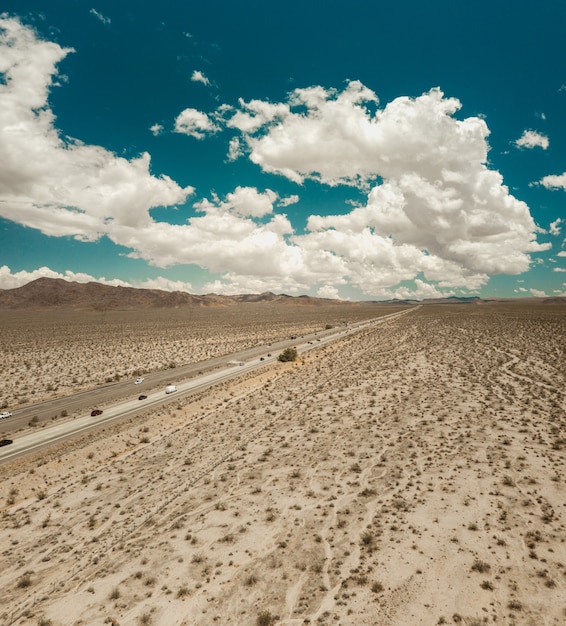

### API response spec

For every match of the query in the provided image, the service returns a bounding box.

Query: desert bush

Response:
[278,348,297,362]
[257,611,274,626]
[471,560,490,573]
[17,571,33,589]
[361,531,375,547]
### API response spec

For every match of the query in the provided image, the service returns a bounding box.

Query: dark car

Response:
[0,439,13,447]
[138,395,147,400]
[91,409,103,416]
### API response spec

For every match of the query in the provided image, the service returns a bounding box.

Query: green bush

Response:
[278,348,297,362]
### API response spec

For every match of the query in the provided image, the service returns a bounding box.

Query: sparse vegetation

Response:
[1,303,565,625]
[278,347,298,362]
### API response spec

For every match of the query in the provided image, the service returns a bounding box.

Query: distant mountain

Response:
[0,278,351,310]
[0,278,562,310]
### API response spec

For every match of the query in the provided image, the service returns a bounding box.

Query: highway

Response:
[0,307,417,463]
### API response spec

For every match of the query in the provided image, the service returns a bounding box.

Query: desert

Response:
[1,301,565,626]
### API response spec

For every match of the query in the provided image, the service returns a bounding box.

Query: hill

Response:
[0,278,352,310]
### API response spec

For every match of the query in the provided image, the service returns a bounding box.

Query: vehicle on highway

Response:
[0,438,13,447]
[90,409,103,416]
[0,411,12,419]
[134,377,145,384]
[267,353,271,357]
[165,385,177,394]
[138,395,147,400]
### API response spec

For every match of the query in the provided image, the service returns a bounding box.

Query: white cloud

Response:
[549,218,563,236]
[191,70,210,86]
[279,194,300,207]
[538,173,566,191]
[530,288,547,297]
[194,186,278,218]
[213,82,547,290]
[0,265,193,292]
[553,267,566,272]
[0,17,192,241]
[174,108,218,139]
[227,136,243,161]
[89,9,111,25]
[558,251,566,257]
[317,284,341,299]
[515,130,549,150]
[225,186,277,218]
[149,123,164,136]
[231,83,489,187]
[133,276,193,292]
[0,21,549,299]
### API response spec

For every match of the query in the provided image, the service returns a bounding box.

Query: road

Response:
[0,307,416,463]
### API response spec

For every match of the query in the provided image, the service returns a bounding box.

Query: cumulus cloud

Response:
[538,173,566,191]
[214,82,548,292]
[0,20,548,300]
[191,70,210,86]
[0,17,192,242]
[317,284,341,299]
[149,123,164,136]
[553,267,566,272]
[530,288,547,297]
[0,265,193,292]
[279,194,300,207]
[549,218,563,236]
[515,130,549,150]
[226,83,490,187]
[174,108,219,139]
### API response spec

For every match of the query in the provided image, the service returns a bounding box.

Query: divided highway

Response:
[0,307,417,463]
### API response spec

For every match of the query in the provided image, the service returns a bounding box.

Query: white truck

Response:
[165,385,177,394]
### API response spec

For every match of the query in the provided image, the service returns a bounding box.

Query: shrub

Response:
[471,560,490,573]
[278,348,297,362]
[361,531,375,547]
[16,571,33,589]
[177,585,190,598]
[257,611,274,626]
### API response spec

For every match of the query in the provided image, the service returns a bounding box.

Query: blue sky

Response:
[0,1,565,300]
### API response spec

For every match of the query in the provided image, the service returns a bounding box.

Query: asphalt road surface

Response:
[0,307,417,462]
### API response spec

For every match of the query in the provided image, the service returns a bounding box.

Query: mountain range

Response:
[0,278,563,310]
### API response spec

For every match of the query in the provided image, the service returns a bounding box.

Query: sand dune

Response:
[1,304,565,625]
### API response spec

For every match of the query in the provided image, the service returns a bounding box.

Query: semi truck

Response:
[165,385,177,394]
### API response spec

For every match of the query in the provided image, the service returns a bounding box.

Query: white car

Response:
[0,411,12,419]
[134,377,145,384]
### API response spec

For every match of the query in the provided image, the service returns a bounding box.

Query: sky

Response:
[0,1,565,301]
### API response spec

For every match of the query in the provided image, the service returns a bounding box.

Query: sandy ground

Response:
[0,304,387,410]
[1,304,565,626]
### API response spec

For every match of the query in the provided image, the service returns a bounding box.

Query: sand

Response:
[1,304,565,626]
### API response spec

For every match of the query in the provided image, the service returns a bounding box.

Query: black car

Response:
[91,409,103,416]
[0,439,13,447]
[138,395,147,400]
